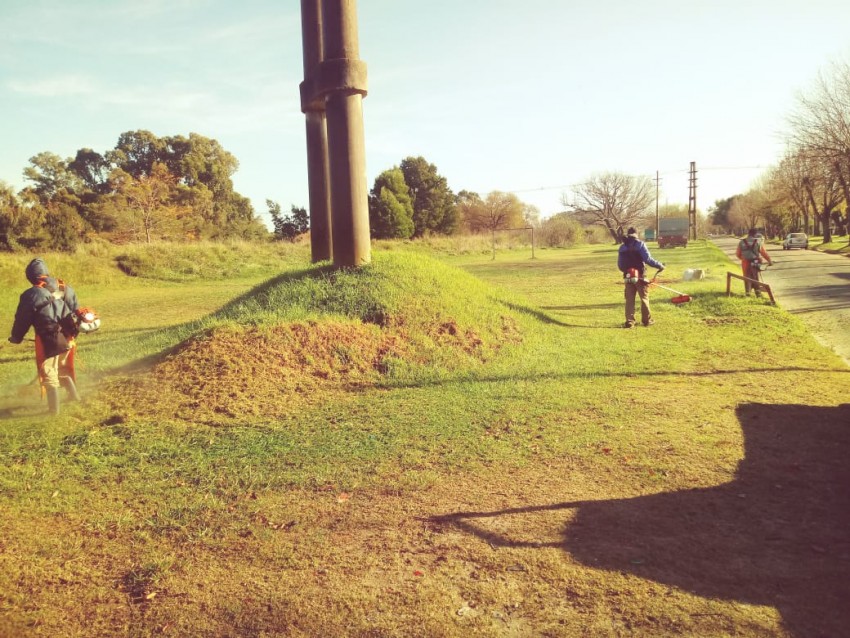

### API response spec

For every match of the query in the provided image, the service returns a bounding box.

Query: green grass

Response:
[807,234,850,255]
[0,239,848,637]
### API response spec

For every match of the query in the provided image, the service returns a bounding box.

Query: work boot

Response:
[46,387,60,416]
[61,377,81,402]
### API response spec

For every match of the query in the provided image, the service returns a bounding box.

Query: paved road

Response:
[712,237,850,365]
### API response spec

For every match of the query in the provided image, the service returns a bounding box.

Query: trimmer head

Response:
[650,271,693,304]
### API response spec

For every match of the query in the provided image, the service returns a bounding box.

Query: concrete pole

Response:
[655,170,660,239]
[300,0,332,262]
[321,0,371,266]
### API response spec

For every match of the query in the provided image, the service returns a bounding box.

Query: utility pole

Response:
[300,0,371,267]
[654,170,661,239]
[299,0,332,262]
[688,161,697,241]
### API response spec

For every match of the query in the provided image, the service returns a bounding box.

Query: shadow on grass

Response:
[432,403,850,637]
[499,301,618,329]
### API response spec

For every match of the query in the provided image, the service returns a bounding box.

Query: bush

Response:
[539,216,585,247]
[585,225,611,244]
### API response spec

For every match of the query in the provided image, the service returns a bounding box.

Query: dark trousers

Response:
[624,280,651,325]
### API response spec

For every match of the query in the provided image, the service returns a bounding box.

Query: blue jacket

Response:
[9,258,79,358]
[618,236,664,276]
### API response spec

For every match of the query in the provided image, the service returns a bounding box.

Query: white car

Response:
[782,232,808,250]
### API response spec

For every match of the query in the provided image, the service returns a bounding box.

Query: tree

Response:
[539,212,585,247]
[786,60,850,240]
[23,152,78,203]
[801,159,843,242]
[108,130,259,238]
[0,181,23,250]
[728,192,764,233]
[523,203,541,229]
[456,190,482,233]
[112,162,184,243]
[771,152,812,233]
[268,200,310,241]
[788,61,850,210]
[68,148,112,196]
[167,133,244,232]
[10,130,266,248]
[67,147,118,232]
[563,172,654,242]
[43,199,86,251]
[707,196,741,233]
[225,193,268,240]
[460,191,526,233]
[745,174,791,238]
[368,168,415,239]
[399,156,458,236]
[108,130,167,180]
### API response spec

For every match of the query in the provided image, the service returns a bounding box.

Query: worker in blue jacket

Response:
[618,227,664,328]
[8,258,81,415]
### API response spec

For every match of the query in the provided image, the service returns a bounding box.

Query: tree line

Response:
[366,156,541,240]
[0,130,268,251]
[3,132,665,253]
[1,137,560,251]
[709,60,850,242]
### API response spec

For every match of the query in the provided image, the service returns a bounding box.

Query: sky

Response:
[2,0,850,226]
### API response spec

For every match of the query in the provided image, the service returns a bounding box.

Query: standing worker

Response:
[8,258,82,415]
[736,228,773,295]
[618,227,665,328]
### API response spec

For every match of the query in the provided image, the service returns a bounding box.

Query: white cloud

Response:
[7,75,97,97]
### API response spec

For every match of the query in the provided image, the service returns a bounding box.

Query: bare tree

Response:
[772,150,815,233]
[729,192,764,233]
[562,172,654,242]
[801,159,843,242]
[787,60,850,239]
[750,172,792,237]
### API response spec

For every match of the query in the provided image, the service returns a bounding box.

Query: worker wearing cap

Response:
[618,227,664,328]
[8,258,82,415]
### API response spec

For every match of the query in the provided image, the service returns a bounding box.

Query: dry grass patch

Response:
[105,313,516,424]
[127,321,401,421]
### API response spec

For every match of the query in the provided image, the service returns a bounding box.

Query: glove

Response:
[657,265,665,272]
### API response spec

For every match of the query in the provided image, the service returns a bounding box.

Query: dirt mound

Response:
[121,321,399,421]
[112,314,516,423]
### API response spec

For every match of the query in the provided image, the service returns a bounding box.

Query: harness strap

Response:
[32,279,67,313]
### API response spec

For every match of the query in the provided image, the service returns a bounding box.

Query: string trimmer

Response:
[650,270,691,304]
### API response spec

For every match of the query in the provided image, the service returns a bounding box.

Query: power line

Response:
[502,165,769,195]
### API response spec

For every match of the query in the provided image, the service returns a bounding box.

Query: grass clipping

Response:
[113,253,521,422]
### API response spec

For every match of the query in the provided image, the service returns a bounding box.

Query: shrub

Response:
[539,215,585,247]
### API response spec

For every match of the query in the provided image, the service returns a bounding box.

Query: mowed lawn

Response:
[0,240,848,637]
